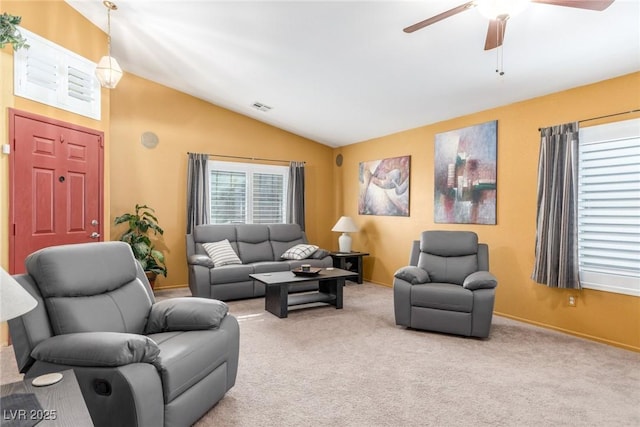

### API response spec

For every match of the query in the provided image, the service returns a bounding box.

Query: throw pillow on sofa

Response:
[203,239,242,267]
[281,244,319,260]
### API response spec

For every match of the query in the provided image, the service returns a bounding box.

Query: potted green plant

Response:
[114,204,167,288]
[0,13,29,51]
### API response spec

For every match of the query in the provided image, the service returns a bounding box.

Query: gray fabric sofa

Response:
[187,223,332,301]
[393,230,498,338]
[9,241,239,427]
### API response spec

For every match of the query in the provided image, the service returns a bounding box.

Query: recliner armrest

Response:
[188,254,215,268]
[31,332,160,368]
[145,297,228,333]
[463,271,498,290]
[394,266,431,285]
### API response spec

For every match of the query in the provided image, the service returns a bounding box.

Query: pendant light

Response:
[95,1,122,89]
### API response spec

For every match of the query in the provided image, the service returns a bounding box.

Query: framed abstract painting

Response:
[434,120,497,224]
[359,155,410,216]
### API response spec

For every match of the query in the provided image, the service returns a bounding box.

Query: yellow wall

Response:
[1,1,638,351]
[1,0,111,344]
[338,72,640,351]
[109,74,335,289]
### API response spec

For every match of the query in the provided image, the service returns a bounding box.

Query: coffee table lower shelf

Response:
[251,268,356,318]
[288,292,336,306]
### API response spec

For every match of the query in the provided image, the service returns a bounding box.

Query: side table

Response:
[330,251,369,284]
[1,370,93,426]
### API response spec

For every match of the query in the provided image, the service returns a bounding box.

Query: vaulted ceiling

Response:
[66,0,640,147]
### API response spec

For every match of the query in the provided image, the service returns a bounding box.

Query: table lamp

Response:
[0,267,37,322]
[331,216,359,253]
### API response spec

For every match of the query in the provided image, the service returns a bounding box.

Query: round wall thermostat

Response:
[141,131,159,149]
[335,154,343,166]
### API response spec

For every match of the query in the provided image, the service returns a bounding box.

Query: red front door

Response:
[9,109,104,274]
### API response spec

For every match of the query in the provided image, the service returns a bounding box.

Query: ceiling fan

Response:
[404,0,615,51]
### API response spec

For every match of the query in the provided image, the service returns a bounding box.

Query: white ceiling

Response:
[65,0,640,147]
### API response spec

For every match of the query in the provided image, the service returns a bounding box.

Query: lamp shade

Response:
[331,216,359,233]
[332,216,359,253]
[95,55,123,89]
[0,267,37,322]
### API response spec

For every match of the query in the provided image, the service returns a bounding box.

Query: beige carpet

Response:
[2,283,639,426]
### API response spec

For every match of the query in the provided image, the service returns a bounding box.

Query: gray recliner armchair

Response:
[393,231,498,338]
[8,241,240,427]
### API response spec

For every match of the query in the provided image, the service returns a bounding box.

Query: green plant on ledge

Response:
[114,204,167,286]
[0,13,29,51]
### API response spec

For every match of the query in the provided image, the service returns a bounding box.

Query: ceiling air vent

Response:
[251,102,272,112]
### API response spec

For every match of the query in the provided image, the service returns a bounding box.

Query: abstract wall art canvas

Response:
[434,121,497,224]
[359,155,410,216]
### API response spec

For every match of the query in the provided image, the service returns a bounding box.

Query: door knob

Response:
[90,232,101,239]
[91,219,99,226]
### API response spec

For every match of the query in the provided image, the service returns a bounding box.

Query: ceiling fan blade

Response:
[484,18,507,51]
[403,1,476,33]
[531,0,615,11]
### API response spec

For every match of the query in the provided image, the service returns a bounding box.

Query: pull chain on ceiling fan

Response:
[404,0,615,73]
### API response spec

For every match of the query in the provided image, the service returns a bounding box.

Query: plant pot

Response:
[145,271,157,289]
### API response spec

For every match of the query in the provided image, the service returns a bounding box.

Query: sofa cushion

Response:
[252,262,290,274]
[410,282,473,313]
[310,248,331,259]
[417,253,478,286]
[26,241,138,297]
[463,271,498,290]
[420,231,478,257]
[281,244,319,260]
[149,325,235,403]
[203,240,242,267]
[45,281,153,335]
[236,225,275,263]
[145,298,229,333]
[394,266,430,285]
[188,254,215,268]
[268,224,306,258]
[32,332,160,368]
[210,264,255,284]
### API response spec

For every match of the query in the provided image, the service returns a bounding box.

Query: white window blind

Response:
[578,118,640,296]
[14,27,101,120]
[252,173,285,223]
[209,161,288,224]
[210,170,246,224]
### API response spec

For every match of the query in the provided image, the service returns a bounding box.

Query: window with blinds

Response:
[209,161,288,224]
[14,27,101,120]
[578,118,640,296]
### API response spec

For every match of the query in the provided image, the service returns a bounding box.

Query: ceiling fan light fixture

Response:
[476,0,529,19]
[95,0,122,89]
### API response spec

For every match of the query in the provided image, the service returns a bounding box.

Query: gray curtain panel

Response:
[287,161,305,231]
[186,153,210,234]
[531,122,581,289]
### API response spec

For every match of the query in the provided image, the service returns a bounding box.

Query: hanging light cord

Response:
[103,1,117,57]
[107,5,112,56]
[496,17,506,76]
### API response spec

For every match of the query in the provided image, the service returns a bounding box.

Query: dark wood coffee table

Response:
[250,268,357,318]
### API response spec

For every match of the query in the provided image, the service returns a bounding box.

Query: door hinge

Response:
[12,223,16,236]
[99,136,104,148]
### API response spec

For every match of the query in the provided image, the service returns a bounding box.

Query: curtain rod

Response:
[538,109,640,131]
[187,152,304,164]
